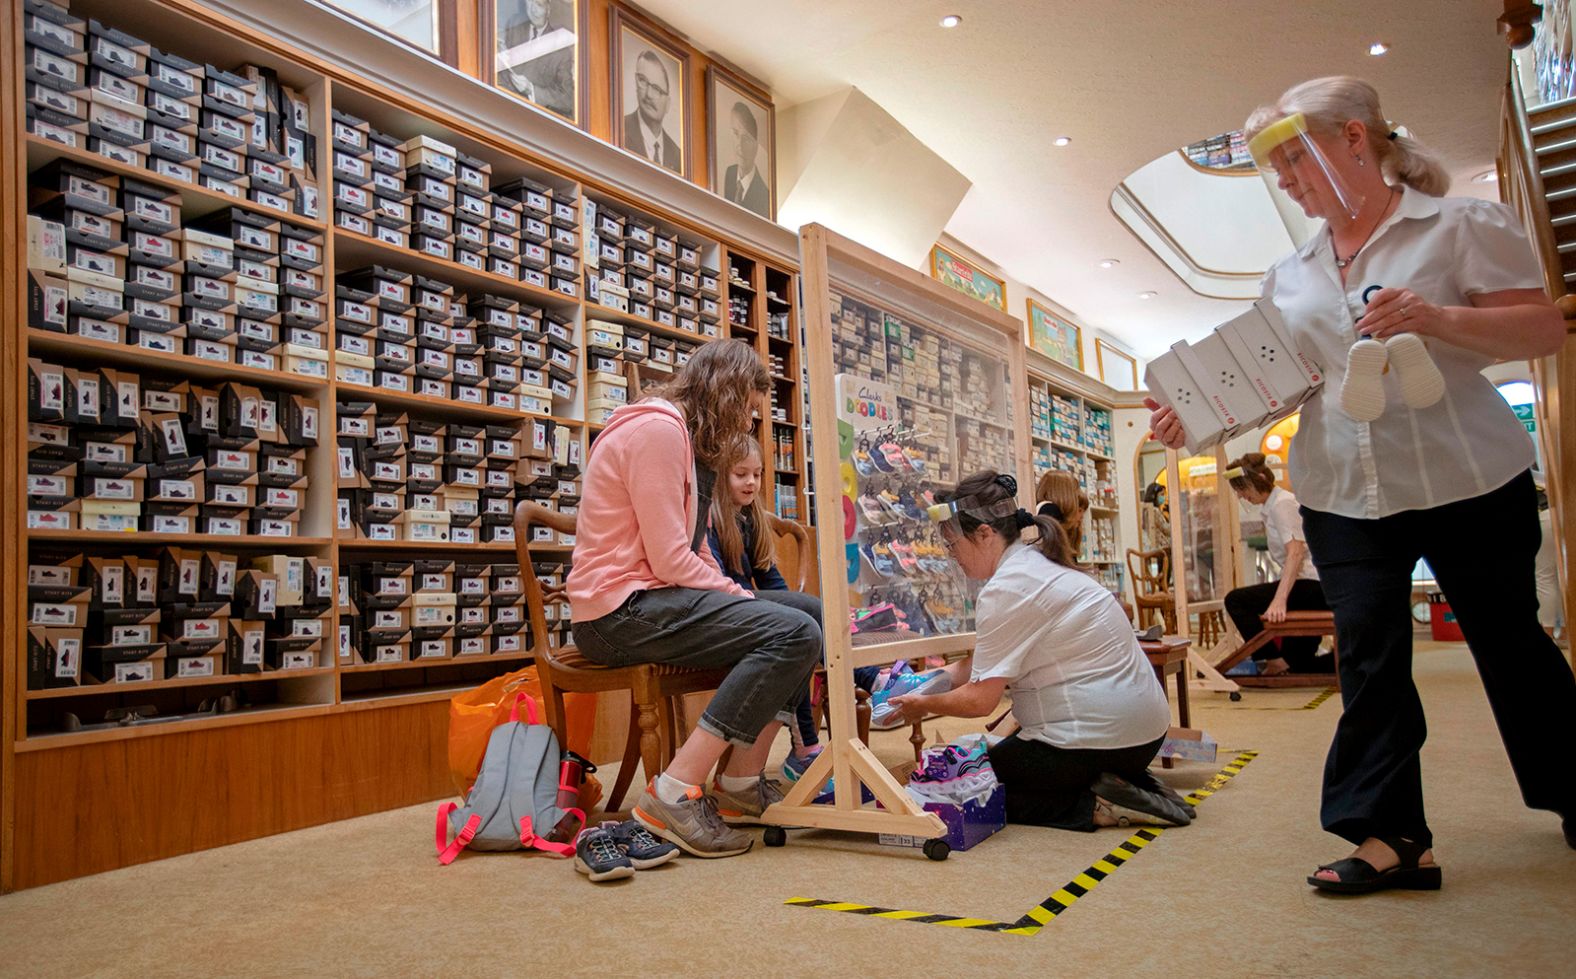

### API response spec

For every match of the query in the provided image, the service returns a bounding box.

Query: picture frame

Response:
[1095,338,1139,391]
[928,242,1006,312]
[486,0,587,127]
[706,64,775,220]
[1027,298,1082,372]
[611,6,691,178]
[324,0,451,62]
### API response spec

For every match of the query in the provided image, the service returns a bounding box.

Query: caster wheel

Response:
[763,826,787,847]
[923,838,950,861]
[1229,691,1242,702]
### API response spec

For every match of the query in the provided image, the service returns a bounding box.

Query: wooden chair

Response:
[1214,611,1340,689]
[1127,548,1177,633]
[514,502,733,813]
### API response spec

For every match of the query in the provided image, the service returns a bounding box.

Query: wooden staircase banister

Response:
[1505,68,1569,305]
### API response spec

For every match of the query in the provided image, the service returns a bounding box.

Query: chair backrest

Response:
[1127,547,1170,596]
[513,501,577,663]
[765,514,811,593]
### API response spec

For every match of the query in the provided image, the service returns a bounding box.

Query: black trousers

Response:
[987,733,1165,832]
[1300,470,1576,848]
[1223,578,1332,671]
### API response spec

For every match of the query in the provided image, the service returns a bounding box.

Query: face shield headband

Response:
[1247,111,1366,223]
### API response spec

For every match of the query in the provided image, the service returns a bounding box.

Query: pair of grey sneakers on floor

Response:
[1092,772,1197,828]
[573,821,680,882]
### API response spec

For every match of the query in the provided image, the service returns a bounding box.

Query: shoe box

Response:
[24,547,329,688]
[26,360,317,535]
[1144,298,1323,452]
[341,559,532,664]
[583,198,719,325]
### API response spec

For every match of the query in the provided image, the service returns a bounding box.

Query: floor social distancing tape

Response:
[785,750,1259,937]
[1221,688,1337,712]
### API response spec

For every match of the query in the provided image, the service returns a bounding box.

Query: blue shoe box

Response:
[878,784,1006,852]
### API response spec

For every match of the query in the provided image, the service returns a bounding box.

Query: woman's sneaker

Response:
[633,782,753,858]
[574,826,635,882]
[710,775,784,825]
[607,819,679,869]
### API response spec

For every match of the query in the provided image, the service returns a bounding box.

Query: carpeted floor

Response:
[1,641,1572,978]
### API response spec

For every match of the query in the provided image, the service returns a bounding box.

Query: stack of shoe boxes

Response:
[1082,403,1113,456]
[25,159,327,367]
[343,560,527,664]
[24,1,320,219]
[584,199,713,327]
[494,174,580,297]
[25,548,328,689]
[585,321,626,425]
[25,361,316,535]
[1049,393,1080,445]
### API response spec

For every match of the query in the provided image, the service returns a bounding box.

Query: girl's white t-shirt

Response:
[971,543,1171,750]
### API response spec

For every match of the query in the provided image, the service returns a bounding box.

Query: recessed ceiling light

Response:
[1098,259,1119,269]
[1368,41,1389,56]
[940,14,961,28]
[1053,136,1072,147]
[1475,169,1497,182]
[1138,291,1157,300]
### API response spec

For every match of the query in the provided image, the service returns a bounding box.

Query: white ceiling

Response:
[635,0,1510,358]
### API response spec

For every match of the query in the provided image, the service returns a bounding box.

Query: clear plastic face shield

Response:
[1248,112,1365,225]
[926,494,1018,548]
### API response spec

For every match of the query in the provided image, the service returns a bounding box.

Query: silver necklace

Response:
[1334,189,1398,270]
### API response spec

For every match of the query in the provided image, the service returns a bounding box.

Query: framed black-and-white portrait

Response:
[611,7,689,177]
[707,65,774,220]
[490,0,585,125]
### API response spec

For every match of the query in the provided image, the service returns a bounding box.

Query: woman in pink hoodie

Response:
[569,340,822,858]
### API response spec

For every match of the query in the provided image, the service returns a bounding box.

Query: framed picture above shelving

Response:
[611,5,691,178]
[488,0,587,126]
[706,65,775,220]
[1027,298,1082,372]
[928,242,1006,312]
[1096,338,1140,391]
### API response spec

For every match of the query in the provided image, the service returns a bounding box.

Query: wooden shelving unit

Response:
[3,0,811,891]
[1025,351,1126,595]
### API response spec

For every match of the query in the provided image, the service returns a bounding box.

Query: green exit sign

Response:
[1513,403,1535,433]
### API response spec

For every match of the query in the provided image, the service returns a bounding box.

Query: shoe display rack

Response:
[2,0,809,890]
[765,223,1031,851]
[1026,356,1125,596]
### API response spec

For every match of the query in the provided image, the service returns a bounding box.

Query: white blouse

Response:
[1261,486,1318,582]
[971,543,1171,750]
[1264,187,1542,520]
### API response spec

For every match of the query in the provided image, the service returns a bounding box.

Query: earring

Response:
[1356,155,1366,167]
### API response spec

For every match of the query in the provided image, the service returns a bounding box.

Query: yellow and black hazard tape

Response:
[1223,687,1337,711]
[785,750,1258,936]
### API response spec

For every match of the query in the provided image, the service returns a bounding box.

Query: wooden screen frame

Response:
[761,223,1031,843]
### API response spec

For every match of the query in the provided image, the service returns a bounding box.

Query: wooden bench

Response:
[1215,611,1340,688]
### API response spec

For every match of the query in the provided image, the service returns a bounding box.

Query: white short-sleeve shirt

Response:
[971,543,1171,750]
[1265,187,1542,520]
[1262,486,1318,581]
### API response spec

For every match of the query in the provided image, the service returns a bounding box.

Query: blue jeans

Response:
[572,588,823,746]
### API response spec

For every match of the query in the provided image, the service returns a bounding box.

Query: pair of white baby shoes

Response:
[1339,334,1446,422]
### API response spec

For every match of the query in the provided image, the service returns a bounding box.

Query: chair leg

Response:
[855,689,872,748]
[634,683,663,794]
[909,721,926,765]
[656,696,675,771]
[606,691,642,813]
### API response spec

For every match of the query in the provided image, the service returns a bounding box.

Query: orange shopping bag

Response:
[447,667,602,810]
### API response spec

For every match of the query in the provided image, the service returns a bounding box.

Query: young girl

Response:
[706,435,826,783]
[568,340,822,859]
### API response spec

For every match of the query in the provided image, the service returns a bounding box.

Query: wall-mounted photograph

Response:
[612,7,689,176]
[707,65,774,219]
[1027,298,1083,372]
[492,0,585,125]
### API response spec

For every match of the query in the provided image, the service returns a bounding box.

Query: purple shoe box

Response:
[878,784,1006,852]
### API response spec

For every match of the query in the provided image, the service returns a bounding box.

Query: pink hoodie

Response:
[568,399,750,622]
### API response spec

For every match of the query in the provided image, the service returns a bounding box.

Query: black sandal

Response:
[1307,837,1442,894]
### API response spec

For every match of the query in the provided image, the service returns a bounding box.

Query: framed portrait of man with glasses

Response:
[611,7,689,177]
[491,0,585,125]
[706,65,775,220]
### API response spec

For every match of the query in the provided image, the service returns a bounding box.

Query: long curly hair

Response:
[648,339,770,469]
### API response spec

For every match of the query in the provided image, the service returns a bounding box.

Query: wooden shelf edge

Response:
[14,702,334,752]
[29,531,333,547]
[339,652,531,675]
[335,229,578,310]
[26,329,329,393]
[26,667,336,700]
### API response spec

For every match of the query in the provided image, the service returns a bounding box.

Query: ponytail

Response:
[1028,511,1083,570]
[1383,131,1451,197]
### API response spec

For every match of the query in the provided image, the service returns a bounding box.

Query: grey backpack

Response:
[435,693,583,864]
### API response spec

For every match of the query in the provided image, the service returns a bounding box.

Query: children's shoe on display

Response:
[710,776,784,826]
[573,825,636,882]
[607,819,680,869]
[1385,333,1445,409]
[632,782,753,858]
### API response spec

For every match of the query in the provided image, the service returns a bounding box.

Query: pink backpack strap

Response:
[519,809,584,858]
[507,691,539,725]
[435,801,482,865]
